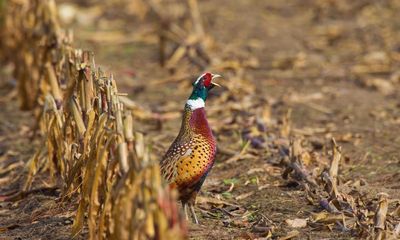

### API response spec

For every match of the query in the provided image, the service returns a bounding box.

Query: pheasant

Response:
[160,72,220,224]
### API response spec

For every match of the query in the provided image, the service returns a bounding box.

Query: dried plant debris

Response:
[0,1,186,239]
[0,0,69,110]
[1,0,400,239]
[124,0,216,70]
[233,103,400,238]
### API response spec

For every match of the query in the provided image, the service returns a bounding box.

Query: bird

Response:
[160,72,220,224]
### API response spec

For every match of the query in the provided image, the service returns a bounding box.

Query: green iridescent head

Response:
[188,72,221,100]
[186,72,221,110]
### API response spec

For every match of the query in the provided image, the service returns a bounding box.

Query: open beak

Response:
[210,74,222,88]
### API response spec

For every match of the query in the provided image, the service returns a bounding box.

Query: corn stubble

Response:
[1,0,186,239]
[281,135,400,239]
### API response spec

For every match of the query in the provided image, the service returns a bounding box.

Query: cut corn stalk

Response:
[0,0,187,239]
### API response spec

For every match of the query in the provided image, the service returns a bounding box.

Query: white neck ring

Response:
[186,98,205,110]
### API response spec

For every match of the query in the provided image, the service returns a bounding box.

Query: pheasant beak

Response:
[210,74,222,89]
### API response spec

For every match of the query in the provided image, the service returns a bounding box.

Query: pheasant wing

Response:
[160,139,193,184]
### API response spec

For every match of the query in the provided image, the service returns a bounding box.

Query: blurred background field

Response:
[1,0,400,239]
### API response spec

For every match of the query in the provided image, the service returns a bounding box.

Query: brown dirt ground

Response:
[1,0,400,239]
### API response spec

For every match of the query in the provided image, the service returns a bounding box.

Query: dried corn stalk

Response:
[110,163,186,240]
[1,0,186,239]
[127,0,216,70]
[0,0,68,110]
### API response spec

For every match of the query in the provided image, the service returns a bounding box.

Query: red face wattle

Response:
[202,73,212,88]
[192,72,221,91]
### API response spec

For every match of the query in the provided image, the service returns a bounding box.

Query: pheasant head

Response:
[186,72,221,110]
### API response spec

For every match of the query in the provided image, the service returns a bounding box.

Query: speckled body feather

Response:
[160,105,216,204]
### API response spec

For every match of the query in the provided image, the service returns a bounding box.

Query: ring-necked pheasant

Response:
[160,72,220,224]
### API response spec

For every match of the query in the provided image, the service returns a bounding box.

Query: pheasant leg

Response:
[189,203,199,224]
[183,203,189,221]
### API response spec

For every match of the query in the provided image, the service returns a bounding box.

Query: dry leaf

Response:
[285,218,308,228]
[278,230,300,240]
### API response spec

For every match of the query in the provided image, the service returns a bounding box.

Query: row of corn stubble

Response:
[0,0,187,239]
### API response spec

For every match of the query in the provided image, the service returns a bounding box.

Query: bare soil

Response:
[1,0,400,239]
